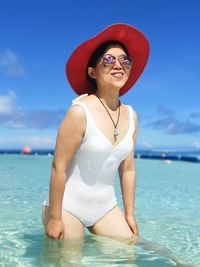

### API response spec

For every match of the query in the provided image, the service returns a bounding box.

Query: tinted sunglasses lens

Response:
[102,55,115,65]
[120,56,132,67]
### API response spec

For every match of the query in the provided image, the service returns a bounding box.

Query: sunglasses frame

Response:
[100,54,132,68]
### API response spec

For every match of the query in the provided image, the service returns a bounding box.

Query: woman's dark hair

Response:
[87,40,129,89]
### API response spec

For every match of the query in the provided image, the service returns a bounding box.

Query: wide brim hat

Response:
[66,23,150,96]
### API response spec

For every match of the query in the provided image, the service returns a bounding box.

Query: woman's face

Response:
[88,45,131,91]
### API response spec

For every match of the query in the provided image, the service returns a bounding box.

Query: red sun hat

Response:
[66,23,150,96]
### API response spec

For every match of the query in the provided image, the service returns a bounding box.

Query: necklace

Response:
[96,96,121,138]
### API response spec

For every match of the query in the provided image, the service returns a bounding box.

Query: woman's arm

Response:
[46,105,85,239]
[118,110,139,235]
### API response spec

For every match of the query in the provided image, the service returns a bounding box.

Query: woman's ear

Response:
[88,67,96,79]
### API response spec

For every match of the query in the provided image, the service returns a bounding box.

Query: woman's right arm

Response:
[46,105,85,239]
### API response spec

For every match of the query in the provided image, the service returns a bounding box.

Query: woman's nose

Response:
[112,58,122,69]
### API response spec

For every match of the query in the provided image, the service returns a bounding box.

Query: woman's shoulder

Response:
[71,94,98,111]
[122,102,137,123]
[63,97,88,123]
[72,93,95,104]
[65,94,97,123]
[121,102,136,113]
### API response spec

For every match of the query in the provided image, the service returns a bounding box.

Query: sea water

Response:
[0,154,199,267]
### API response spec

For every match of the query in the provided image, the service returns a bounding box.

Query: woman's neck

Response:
[94,88,120,110]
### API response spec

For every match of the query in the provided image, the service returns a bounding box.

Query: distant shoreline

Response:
[1,149,199,163]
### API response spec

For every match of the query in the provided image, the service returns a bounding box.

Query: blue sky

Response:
[0,0,200,151]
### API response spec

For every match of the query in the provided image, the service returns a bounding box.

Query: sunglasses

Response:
[101,54,132,68]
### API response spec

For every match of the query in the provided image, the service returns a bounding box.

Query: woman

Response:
[43,24,150,241]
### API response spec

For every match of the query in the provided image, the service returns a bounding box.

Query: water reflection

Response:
[40,234,192,267]
[41,237,83,266]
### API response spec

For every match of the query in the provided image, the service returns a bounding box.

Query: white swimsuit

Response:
[44,101,135,227]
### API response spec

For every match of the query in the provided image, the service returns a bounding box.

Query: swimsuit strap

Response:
[71,101,93,127]
[72,101,135,136]
[127,105,135,136]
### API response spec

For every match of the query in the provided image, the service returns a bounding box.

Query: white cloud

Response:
[0,90,17,114]
[0,91,64,129]
[0,48,26,76]
[0,49,18,66]
[0,135,55,149]
[139,140,153,149]
[26,136,55,148]
[194,141,200,149]
[145,106,200,135]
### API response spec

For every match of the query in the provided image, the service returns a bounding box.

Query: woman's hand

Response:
[125,214,139,235]
[46,218,64,240]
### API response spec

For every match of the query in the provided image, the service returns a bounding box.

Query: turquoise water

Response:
[0,154,199,266]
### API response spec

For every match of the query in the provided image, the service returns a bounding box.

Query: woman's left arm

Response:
[118,110,139,235]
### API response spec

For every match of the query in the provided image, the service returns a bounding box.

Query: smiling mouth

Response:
[111,72,124,78]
